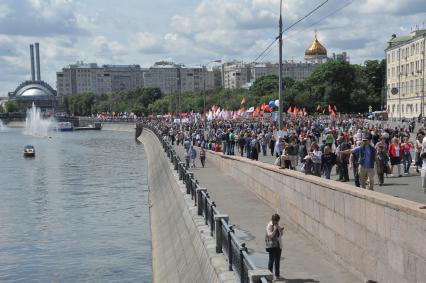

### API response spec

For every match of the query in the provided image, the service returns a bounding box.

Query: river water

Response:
[0,128,152,282]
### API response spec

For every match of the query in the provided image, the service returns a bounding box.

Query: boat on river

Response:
[23,145,35,157]
[57,122,73,132]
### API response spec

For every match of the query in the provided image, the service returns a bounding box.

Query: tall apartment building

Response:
[222,61,252,89]
[143,61,216,95]
[56,62,144,96]
[386,29,426,119]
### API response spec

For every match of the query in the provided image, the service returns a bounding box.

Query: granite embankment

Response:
[139,129,238,283]
[207,151,426,283]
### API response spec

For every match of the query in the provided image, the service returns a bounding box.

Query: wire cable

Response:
[252,0,329,63]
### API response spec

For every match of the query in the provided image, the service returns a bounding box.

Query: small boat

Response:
[24,145,35,157]
[57,122,73,132]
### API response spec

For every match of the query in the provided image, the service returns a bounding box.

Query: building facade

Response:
[56,62,144,96]
[143,62,216,95]
[386,29,426,119]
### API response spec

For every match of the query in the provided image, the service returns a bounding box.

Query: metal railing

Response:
[143,123,272,283]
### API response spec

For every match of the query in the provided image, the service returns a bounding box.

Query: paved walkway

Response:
[174,144,360,283]
[250,151,426,205]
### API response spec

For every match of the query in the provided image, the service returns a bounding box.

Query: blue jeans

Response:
[323,164,332,179]
[402,153,412,174]
[267,247,282,277]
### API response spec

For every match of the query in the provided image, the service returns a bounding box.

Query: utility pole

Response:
[278,0,284,130]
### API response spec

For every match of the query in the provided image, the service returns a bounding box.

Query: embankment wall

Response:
[101,122,135,132]
[207,151,426,283]
[139,129,237,283]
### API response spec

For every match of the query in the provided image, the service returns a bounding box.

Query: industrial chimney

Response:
[30,44,35,81]
[35,42,41,81]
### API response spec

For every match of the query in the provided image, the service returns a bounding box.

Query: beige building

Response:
[143,61,216,95]
[386,29,426,119]
[56,62,144,96]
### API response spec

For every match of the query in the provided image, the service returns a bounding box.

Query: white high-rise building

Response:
[56,62,144,96]
[386,29,426,119]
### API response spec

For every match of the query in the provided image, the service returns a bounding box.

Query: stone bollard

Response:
[248,269,273,283]
[214,214,229,253]
[178,162,185,180]
[196,188,207,216]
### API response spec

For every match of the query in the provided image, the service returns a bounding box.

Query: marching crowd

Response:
[151,115,425,193]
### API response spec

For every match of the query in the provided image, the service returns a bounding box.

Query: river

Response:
[0,128,152,282]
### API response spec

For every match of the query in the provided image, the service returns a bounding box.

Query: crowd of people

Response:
[149,115,425,193]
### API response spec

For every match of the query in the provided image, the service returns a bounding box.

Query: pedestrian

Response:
[346,134,376,190]
[401,137,414,176]
[269,134,276,156]
[376,143,389,186]
[420,136,426,194]
[265,214,284,282]
[321,146,336,179]
[415,133,424,173]
[388,137,402,177]
[349,140,362,187]
[188,146,197,168]
[200,147,206,168]
[309,142,322,177]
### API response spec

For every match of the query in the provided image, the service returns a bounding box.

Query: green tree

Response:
[4,100,20,113]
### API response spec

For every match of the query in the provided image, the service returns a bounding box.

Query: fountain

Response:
[0,119,6,132]
[24,103,54,137]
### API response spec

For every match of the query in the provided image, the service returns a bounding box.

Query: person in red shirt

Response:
[388,137,403,177]
[401,137,414,176]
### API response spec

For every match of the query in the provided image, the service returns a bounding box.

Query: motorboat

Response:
[57,122,73,132]
[24,145,35,157]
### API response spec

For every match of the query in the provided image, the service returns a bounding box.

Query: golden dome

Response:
[305,33,327,56]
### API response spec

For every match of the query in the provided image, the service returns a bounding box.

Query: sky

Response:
[0,0,425,95]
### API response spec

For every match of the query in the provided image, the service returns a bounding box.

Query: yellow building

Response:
[386,29,426,119]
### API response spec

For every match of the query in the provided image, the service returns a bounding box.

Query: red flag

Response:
[255,106,260,113]
[293,106,298,116]
[287,106,292,113]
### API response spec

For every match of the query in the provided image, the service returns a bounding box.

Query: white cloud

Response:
[0,0,425,95]
[0,2,10,18]
[134,32,167,54]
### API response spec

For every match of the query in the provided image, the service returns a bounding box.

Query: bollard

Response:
[240,243,247,283]
[210,202,216,237]
[196,188,207,216]
[214,215,229,253]
[228,226,234,271]
[204,193,209,225]
[178,162,185,180]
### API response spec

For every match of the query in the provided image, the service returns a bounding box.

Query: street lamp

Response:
[203,60,222,131]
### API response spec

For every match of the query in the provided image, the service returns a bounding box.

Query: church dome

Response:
[305,34,327,56]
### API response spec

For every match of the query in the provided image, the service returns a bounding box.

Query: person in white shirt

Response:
[265,214,284,281]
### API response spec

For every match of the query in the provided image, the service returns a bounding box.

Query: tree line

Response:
[62,59,386,116]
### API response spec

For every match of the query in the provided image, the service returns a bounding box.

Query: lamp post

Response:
[203,60,222,131]
[278,0,284,130]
